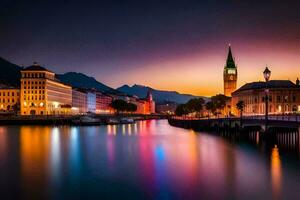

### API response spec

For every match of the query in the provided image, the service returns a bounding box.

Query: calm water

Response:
[0,120,300,200]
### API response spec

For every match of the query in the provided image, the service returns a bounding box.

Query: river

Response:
[0,120,299,199]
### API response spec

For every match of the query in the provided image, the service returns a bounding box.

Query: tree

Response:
[211,94,228,110]
[205,101,216,116]
[110,99,128,114]
[210,94,230,117]
[175,104,189,116]
[236,100,245,118]
[186,98,205,116]
[127,103,137,113]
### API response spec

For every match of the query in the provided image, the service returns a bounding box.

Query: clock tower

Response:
[223,45,237,96]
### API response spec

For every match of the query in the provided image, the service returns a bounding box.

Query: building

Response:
[146,90,155,114]
[156,101,177,114]
[122,90,155,115]
[72,88,87,114]
[20,63,72,115]
[0,86,20,113]
[86,91,96,113]
[96,92,113,114]
[231,80,300,116]
[223,45,237,97]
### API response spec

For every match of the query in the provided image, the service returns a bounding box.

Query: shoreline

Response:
[0,114,168,125]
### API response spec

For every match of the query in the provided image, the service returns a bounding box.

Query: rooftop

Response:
[233,80,300,94]
[22,62,53,73]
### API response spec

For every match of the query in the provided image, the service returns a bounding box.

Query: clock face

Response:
[229,75,233,80]
[227,69,236,74]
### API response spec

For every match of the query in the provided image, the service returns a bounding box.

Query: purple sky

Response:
[1,1,300,96]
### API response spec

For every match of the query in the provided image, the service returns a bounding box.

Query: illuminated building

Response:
[72,88,87,114]
[223,45,237,97]
[128,90,155,114]
[231,80,300,116]
[156,101,177,114]
[20,63,72,115]
[96,92,113,114]
[0,86,20,112]
[86,91,96,113]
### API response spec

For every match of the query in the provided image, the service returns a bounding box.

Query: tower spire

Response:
[225,45,236,69]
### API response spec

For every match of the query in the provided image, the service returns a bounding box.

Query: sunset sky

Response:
[1,1,300,96]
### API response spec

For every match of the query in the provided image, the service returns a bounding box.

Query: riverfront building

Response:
[0,86,20,112]
[127,90,155,114]
[223,45,237,97]
[86,91,96,113]
[20,63,72,115]
[231,80,300,116]
[96,92,114,114]
[72,88,87,114]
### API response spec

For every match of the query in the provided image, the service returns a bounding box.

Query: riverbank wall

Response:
[0,114,168,125]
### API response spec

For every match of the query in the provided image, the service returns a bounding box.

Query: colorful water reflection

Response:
[0,121,299,199]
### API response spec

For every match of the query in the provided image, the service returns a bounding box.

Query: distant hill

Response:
[56,72,120,93]
[0,57,22,86]
[117,84,208,104]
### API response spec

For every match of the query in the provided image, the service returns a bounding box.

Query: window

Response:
[292,95,296,103]
[276,96,281,102]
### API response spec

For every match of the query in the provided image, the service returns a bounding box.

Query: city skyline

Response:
[1,1,300,96]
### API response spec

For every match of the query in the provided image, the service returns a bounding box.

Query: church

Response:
[222,45,300,116]
[223,45,237,97]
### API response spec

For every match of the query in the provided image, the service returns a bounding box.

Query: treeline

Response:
[110,99,137,113]
[175,94,230,117]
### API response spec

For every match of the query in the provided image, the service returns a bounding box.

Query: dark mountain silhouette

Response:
[117,84,208,104]
[56,72,120,93]
[0,57,22,86]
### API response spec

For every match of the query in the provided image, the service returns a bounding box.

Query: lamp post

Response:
[263,67,271,132]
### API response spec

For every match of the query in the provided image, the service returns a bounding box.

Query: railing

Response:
[171,114,300,122]
[242,114,300,122]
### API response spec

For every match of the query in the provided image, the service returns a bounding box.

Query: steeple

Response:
[296,78,300,86]
[225,44,236,69]
[147,89,153,101]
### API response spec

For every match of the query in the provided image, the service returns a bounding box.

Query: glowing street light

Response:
[263,66,271,132]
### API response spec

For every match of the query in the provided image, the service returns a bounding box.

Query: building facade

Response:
[231,80,300,116]
[72,88,87,114]
[0,87,20,112]
[156,101,177,114]
[20,63,72,115]
[86,92,96,113]
[223,45,237,97]
[96,92,113,114]
[128,90,155,114]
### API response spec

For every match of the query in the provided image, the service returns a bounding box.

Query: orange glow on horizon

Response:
[101,44,300,97]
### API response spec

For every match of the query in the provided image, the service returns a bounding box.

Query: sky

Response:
[0,0,300,96]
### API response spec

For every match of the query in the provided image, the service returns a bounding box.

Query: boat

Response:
[107,118,135,125]
[120,118,135,124]
[72,116,101,125]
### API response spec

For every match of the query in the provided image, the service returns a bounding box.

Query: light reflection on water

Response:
[0,120,299,199]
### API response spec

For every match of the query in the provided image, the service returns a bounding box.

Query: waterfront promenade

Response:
[169,114,300,133]
[0,114,167,125]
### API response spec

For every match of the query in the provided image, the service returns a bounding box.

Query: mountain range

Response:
[117,84,207,104]
[56,72,119,94]
[0,56,205,103]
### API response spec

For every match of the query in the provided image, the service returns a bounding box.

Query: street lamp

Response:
[263,67,271,131]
